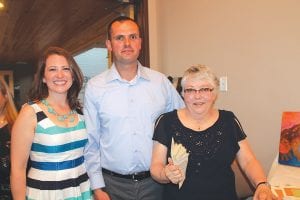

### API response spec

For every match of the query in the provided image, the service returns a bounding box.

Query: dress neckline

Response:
[36,102,80,128]
[175,109,221,132]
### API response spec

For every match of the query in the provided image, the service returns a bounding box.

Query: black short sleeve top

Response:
[153,110,247,200]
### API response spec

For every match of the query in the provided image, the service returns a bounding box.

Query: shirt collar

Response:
[105,61,150,83]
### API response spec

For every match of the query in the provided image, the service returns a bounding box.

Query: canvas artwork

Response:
[272,186,300,199]
[278,112,300,167]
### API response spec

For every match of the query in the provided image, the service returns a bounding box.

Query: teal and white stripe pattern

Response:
[26,103,93,200]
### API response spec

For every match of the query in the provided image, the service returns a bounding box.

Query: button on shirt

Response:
[83,62,185,189]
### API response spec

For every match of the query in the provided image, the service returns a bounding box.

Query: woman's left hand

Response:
[253,184,278,200]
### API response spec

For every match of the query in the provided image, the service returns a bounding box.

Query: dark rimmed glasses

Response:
[184,88,214,95]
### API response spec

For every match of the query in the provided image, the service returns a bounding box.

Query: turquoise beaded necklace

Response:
[41,99,76,123]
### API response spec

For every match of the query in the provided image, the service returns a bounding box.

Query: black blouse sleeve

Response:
[230,112,247,142]
[153,113,171,147]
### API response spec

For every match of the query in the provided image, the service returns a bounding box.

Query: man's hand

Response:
[93,188,110,200]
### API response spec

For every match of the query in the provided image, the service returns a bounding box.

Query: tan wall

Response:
[149,0,300,178]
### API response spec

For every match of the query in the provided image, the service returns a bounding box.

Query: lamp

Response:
[0,0,4,9]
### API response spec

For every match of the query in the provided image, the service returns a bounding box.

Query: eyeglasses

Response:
[184,88,214,95]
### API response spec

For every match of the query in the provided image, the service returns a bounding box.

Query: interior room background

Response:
[148,0,300,180]
[1,1,299,195]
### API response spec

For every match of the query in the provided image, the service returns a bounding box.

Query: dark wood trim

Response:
[134,0,150,67]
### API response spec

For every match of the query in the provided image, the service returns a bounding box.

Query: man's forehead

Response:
[111,21,139,33]
[112,20,137,26]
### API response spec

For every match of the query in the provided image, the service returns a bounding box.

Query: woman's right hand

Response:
[164,157,184,184]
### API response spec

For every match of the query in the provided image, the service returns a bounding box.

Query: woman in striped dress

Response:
[10,46,93,200]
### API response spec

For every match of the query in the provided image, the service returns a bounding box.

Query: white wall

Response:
[149,0,300,174]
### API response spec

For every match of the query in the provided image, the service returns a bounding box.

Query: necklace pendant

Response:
[69,116,75,123]
[57,115,66,121]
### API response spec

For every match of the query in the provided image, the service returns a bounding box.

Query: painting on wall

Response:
[278,112,300,167]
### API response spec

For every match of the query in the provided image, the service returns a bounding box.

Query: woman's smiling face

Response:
[183,78,217,116]
[43,54,73,95]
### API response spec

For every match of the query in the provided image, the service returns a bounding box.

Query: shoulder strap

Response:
[28,102,42,113]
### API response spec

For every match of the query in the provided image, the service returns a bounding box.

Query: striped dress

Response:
[26,103,93,200]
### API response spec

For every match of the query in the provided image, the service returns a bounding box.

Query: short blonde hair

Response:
[181,65,220,93]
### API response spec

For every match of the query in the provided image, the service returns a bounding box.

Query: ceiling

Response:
[0,0,133,66]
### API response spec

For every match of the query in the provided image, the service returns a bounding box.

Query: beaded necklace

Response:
[41,99,76,123]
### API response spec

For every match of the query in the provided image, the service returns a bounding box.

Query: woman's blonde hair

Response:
[0,77,18,130]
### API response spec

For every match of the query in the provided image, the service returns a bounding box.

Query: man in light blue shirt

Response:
[83,16,184,200]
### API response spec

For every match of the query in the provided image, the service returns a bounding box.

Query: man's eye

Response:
[115,36,124,41]
[129,34,138,40]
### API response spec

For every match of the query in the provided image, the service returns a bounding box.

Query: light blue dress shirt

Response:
[83,62,185,189]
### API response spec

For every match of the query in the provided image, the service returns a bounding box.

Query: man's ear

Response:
[106,39,112,51]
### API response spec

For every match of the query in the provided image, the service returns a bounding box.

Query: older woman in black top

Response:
[150,65,276,200]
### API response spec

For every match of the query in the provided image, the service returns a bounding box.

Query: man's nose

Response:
[124,37,130,46]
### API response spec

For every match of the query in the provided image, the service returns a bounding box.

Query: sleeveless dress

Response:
[26,103,93,200]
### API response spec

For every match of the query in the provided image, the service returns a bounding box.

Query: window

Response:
[74,48,108,102]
